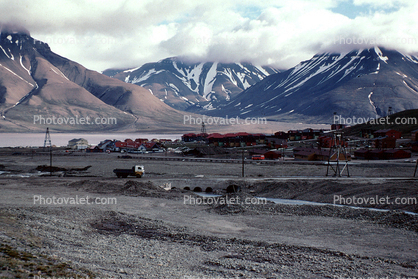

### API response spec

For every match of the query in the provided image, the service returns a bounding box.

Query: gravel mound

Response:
[68,179,186,199]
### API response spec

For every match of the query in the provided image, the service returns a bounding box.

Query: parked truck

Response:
[113,165,144,178]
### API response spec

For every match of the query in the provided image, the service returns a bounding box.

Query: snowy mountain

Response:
[210,47,418,123]
[0,30,188,132]
[104,58,280,111]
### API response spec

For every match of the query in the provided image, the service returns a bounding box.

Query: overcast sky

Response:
[1,0,417,72]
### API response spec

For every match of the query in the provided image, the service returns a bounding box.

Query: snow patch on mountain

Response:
[203,62,218,100]
[374,46,388,63]
[368,92,379,115]
[0,45,10,59]
[20,55,31,76]
[131,69,165,84]
[0,63,34,87]
[403,80,418,93]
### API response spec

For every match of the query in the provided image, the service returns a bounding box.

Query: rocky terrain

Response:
[0,152,417,278]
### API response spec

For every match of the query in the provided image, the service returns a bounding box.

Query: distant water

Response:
[0,133,182,147]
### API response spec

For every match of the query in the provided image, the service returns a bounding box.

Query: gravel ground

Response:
[1,153,418,278]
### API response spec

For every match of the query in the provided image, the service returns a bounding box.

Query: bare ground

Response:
[0,153,417,278]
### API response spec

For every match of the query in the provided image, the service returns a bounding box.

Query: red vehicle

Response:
[252,155,265,160]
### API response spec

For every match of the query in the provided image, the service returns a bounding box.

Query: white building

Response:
[67,138,89,150]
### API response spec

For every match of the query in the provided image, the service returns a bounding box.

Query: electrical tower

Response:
[326,131,350,177]
[43,127,51,151]
[43,127,53,176]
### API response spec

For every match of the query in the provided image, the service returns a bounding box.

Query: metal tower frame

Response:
[43,127,51,151]
[326,131,350,177]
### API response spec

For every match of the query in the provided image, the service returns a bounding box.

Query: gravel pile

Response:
[2,206,416,278]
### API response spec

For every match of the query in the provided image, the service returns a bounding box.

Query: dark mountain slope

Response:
[210,47,418,123]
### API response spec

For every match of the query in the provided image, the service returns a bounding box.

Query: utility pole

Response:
[241,150,245,177]
[414,158,418,177]
[49,145,52,176]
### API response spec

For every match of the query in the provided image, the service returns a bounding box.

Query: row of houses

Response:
[182,130,333,148]
[182,128,418,147]
[354,149,411,160]
[293,146,411,161]
[182,132,270,147]
[360,129,404,139]
[87,138,166,153]
[182,129,328,144]
[286,129,325,141]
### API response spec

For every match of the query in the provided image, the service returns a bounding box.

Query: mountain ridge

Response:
[0,31,191,132]
[1,30,417,132]
[103,57,280,111]
[207,47,418,123]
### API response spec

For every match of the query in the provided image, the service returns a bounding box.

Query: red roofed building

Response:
[373,136,396,149]
[382,149,411,159]
[135,138,149,144]
[318,136,347,148]
[369,149,385,160]
[373,129,402,139]
[264,150,282,160]
[354,149,370,160]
